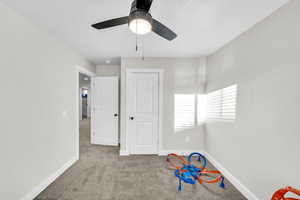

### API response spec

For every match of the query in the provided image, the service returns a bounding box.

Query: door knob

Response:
[114,113,118,117]
[129,116,134,120]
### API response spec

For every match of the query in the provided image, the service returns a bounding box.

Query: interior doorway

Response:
[81,88,89,119]
[79,73,91,121]
[76,67,96,159]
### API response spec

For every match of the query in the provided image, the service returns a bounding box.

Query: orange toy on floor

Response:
[272,187,300,200]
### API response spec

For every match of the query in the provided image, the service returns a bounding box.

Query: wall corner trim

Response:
[20,157,78,200]
[203,151,260,200]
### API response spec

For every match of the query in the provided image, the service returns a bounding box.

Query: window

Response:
[207,90,222,120]
[221,85,237,120]
[174,85,237,133]
[174,94,195,132]
[207,84,237,121]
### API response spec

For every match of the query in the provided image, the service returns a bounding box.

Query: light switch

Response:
[62,110,68,118]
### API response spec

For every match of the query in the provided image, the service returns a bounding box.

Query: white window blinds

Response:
[207,90,222,120]
[174,94,195,132]
[207,84,237,121]
[221,85,237,120]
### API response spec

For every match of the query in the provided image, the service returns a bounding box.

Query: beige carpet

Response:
[35,119,246,200]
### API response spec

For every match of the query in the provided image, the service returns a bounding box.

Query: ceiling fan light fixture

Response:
[129,18,152,35]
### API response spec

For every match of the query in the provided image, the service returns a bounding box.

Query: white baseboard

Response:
[120,149,204,156]
[119,150,129,156]
[203,151,259,200]
[158,149,204,156]
[21,156,78,200]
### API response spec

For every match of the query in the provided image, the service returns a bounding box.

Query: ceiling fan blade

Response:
[152,19,177,41]
[91,16,129,29]
[136,0,153,12]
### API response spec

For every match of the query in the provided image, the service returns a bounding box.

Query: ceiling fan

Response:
[91,0,177,41]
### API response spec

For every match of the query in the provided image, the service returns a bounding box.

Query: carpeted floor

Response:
[35,119,246,200]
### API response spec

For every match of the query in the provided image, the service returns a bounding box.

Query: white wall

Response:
[96,64,121,77]
[120,57,206,154]
[206,1,300,199]
[0,3,94,200]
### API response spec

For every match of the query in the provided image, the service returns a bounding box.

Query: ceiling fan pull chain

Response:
[135,36,138,52]
[136,42,138,52]
[136,19,138,52]
[142,36,145,60]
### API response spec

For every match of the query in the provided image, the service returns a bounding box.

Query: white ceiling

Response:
[1,0,289,65]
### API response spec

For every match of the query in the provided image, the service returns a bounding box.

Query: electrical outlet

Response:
[185,136,190,143]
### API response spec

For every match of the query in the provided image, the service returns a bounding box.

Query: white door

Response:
[127,72,159,154]
[91,77,119,146]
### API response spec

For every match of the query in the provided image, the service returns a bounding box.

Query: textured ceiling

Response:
[0,0,289,64]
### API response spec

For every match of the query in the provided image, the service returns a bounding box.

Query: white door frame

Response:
[125,68,164,155]
[76,65,96,159]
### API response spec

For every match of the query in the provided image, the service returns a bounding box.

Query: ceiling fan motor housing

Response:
[129,11,152,25]
[130,0,152,13]
[129,0,153,25]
